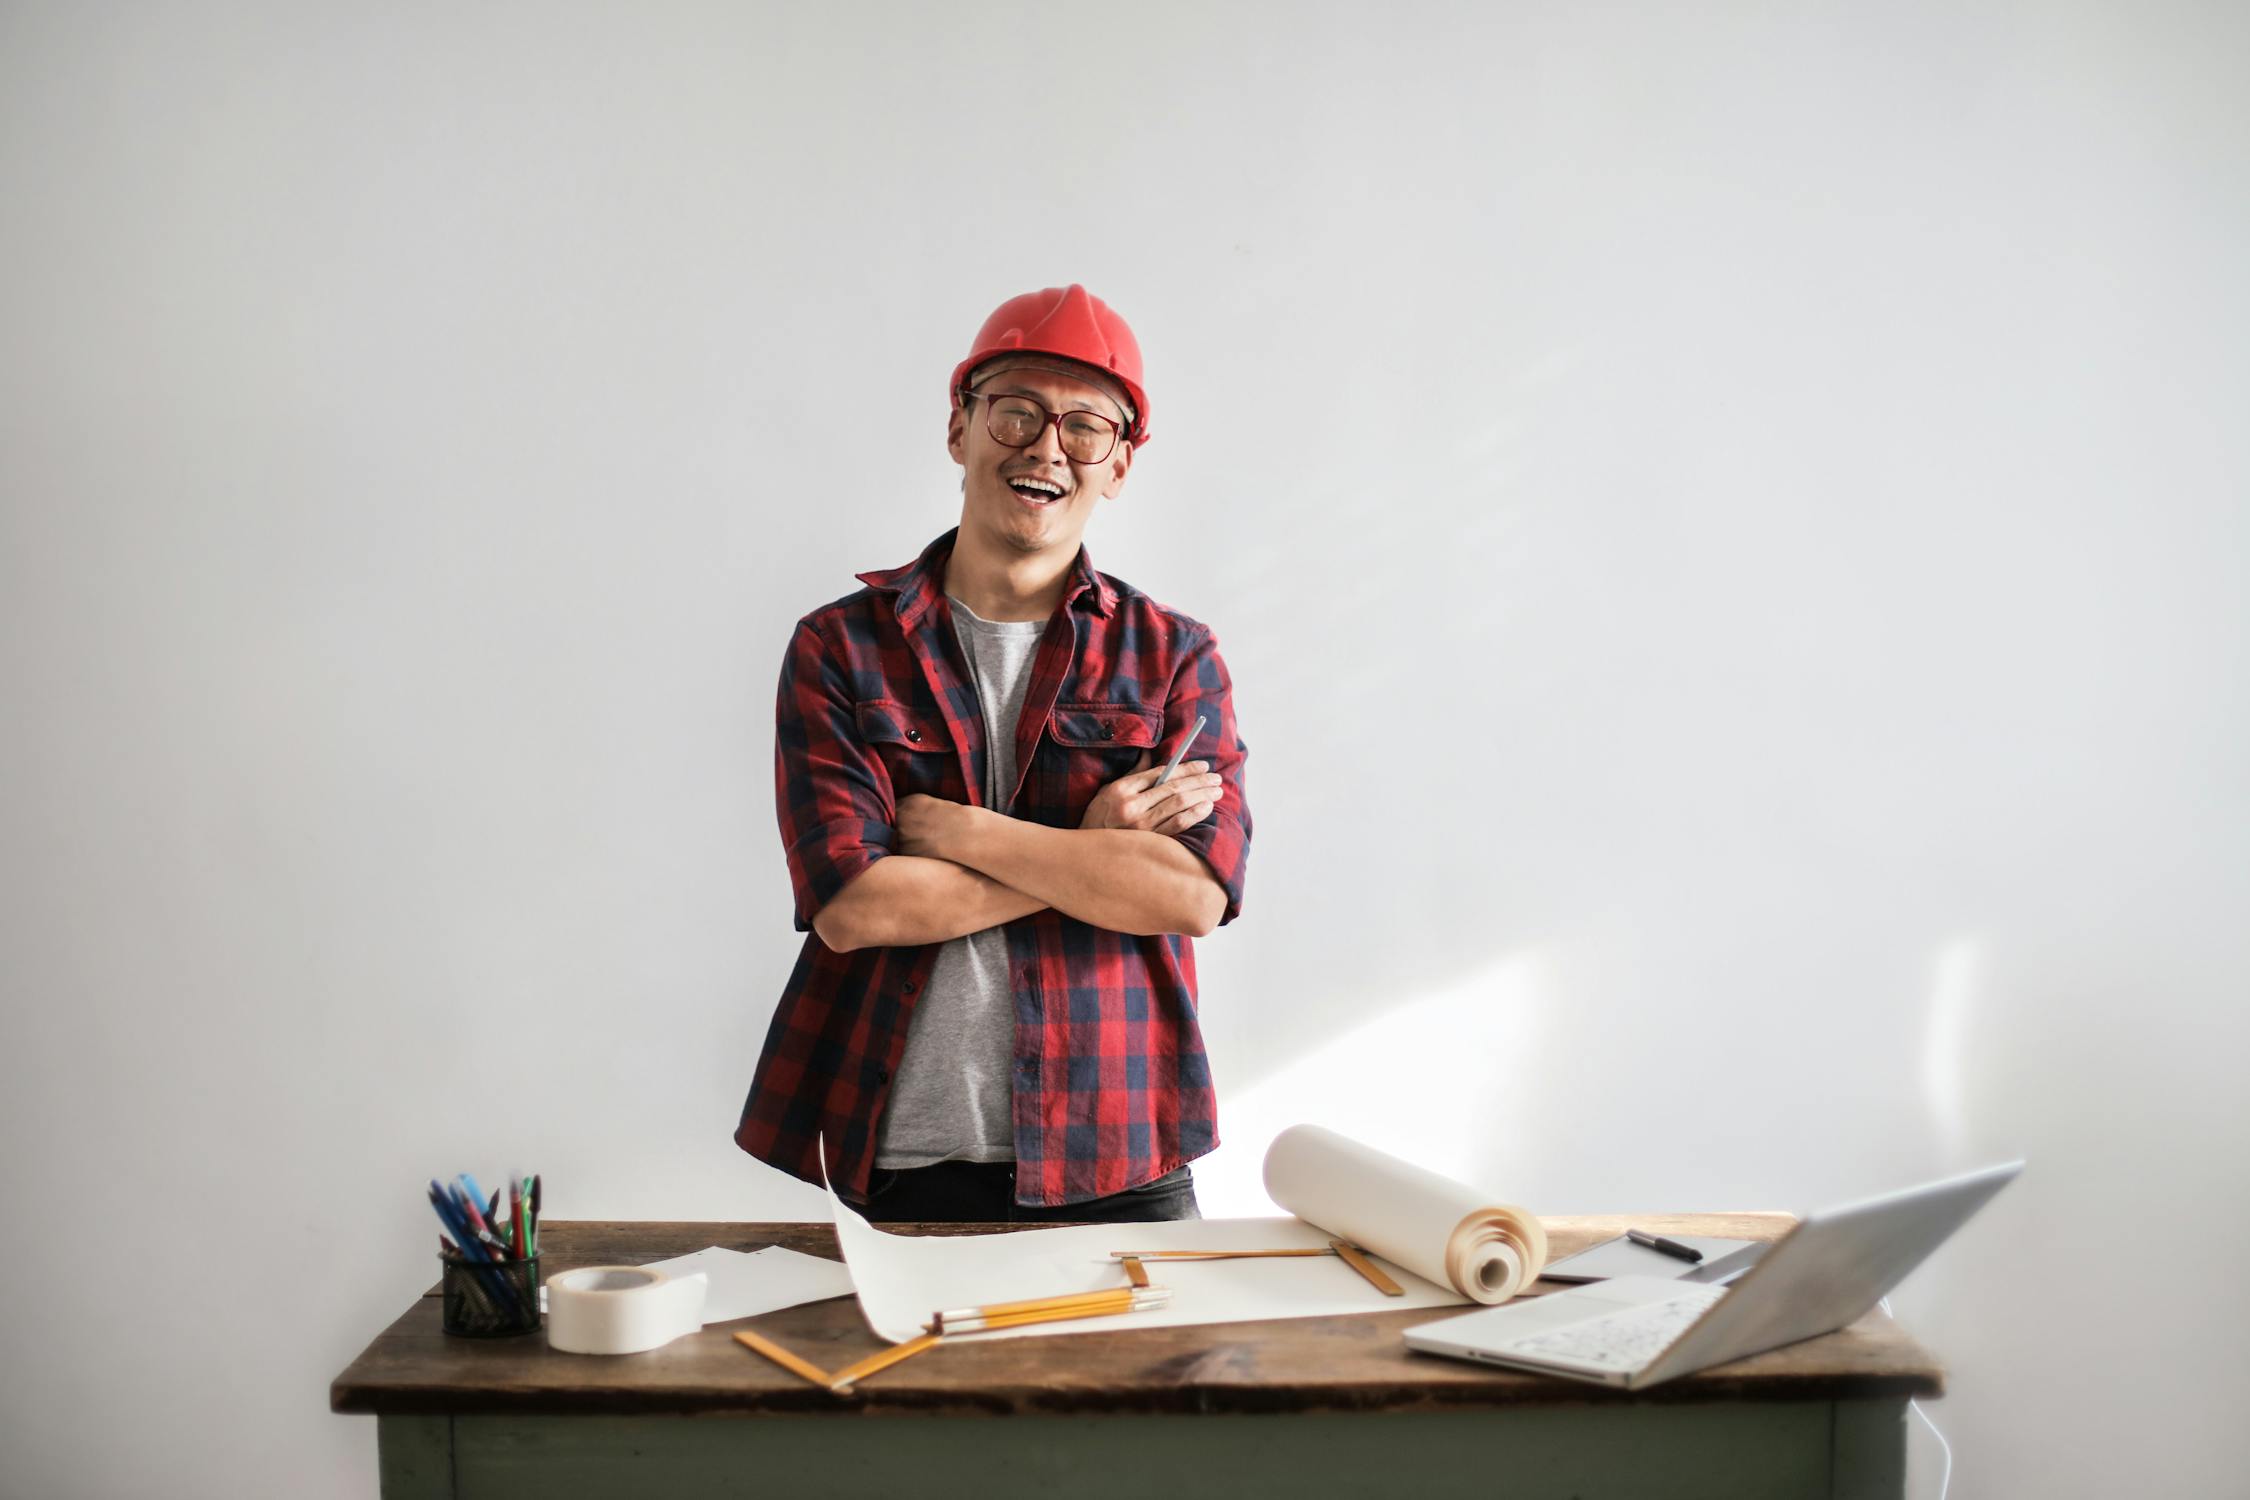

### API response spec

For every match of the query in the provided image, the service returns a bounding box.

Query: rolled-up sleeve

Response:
[774,620,893,932]
[1165,626,1252,926]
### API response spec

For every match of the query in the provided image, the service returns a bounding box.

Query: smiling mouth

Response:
[1007,477,1067,507]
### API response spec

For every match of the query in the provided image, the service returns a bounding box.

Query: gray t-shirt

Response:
[873,596,1046,1169]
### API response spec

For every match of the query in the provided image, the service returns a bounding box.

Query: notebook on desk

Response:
[1404,1160,2022,1390]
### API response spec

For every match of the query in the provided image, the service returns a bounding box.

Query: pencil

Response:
[933,1286,1144,1326]
[733,1330,835,1389]
[934,1287,1169,1334]
[828,1333,943,1392]
[1107,1248,1333,1261]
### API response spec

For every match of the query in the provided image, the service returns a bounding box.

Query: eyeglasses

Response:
[960,387,1127,464]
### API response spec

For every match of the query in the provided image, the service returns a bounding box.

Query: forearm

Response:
[812,855,1047,954]
[949,814,1225,938]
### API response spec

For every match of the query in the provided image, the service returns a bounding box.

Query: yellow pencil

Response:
[933,1286,1144,1327]
[1108,1248,1334,1261]
[935,1287,1170,1334]
[828,1333,943,1392]
[732,1330,835,1389]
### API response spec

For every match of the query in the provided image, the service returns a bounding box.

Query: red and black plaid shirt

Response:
[734,529,1252,1207]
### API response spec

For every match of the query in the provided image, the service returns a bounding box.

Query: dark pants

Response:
[856,1161,1201,1225]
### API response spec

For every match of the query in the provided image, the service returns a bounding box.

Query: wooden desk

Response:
[332,1216,1943,1500]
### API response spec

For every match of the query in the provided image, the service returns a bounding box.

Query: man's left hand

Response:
[896,794,977,860]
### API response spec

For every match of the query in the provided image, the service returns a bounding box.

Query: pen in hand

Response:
[1626,1228,1704,1264]
[1154,715,1209,785]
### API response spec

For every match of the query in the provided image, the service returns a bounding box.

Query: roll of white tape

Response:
[545,1265,709,1355]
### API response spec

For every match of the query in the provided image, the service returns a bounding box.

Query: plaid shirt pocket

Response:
[1040,702,1163,820]
[853,699,954,801]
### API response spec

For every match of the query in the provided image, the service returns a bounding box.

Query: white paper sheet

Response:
[819,1124,1539,1349]
[639,1245,856,1326]
[830,1195,1467,1345]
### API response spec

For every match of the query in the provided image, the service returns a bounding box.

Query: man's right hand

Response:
[1080,752,1226,835]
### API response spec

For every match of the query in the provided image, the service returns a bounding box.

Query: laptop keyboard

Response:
[1512,1285,1728,1370]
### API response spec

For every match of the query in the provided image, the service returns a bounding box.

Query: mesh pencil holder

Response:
[439,1252,542,1338]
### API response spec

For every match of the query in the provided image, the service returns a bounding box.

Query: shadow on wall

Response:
[1192,948,1551,1214]
[1159,365,1628,1121]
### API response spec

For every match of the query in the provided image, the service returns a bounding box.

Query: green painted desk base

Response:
[380,1400,1907,1500]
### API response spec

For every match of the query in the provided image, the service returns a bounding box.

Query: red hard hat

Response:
[949,284,1151,447]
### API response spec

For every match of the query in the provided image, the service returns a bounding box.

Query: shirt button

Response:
[906,728,922,743]
[1100,724,1114,739]
[877,1068,890,1084]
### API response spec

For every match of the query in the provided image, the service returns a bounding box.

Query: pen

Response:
[428,1186,472,1257]
[451,1183,515,1264]
[429,1184,483,1257]
[431,1183,524,1315]
[460,1172,489,1215]
[1154,714,1209,785]
[1626,1228,1704,1264]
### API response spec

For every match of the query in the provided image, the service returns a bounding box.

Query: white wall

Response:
[2,3,2243,1495]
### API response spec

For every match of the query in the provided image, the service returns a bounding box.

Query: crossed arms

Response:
[812,762,1229,952]
[777,618,1249,957]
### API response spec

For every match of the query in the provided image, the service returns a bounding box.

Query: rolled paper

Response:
[1262,1124,1547,1304]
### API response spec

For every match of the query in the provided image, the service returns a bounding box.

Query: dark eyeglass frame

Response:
[957,385,1129,464]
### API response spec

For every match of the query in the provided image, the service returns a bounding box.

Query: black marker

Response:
[1626,1228,1704,1264]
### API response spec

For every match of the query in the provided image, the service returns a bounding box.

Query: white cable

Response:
[1913,1398,1955,1500]
[1881,1298,1953,1500]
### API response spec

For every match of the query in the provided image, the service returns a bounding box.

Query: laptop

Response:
[1402,1160,2022,1390]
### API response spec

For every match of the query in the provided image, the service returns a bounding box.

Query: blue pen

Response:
[451,1179,511,1259]
[430,1184,499,1298]
[459,1172,509,1258]
[430,1184,497,1273]
[451,1195,525,1315]
[458,1198,528,1318]
[431,1182,522,1315]
[427,1183,465,1253]
[429,1184,486,1259]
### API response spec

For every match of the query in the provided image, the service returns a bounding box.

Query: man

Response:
[734,284,1252,1224]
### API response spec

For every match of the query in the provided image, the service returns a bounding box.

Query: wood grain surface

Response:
[331,1215,1944,1418]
